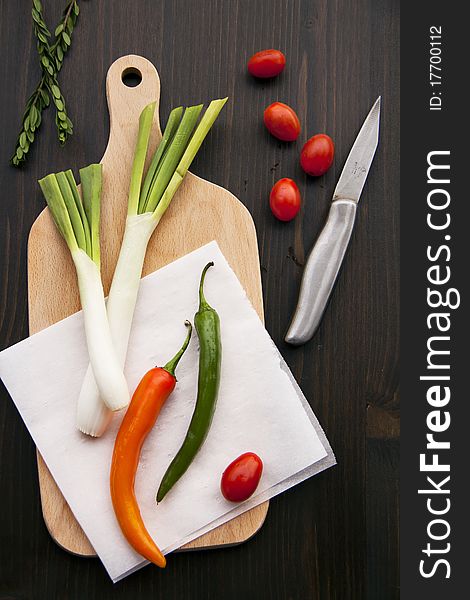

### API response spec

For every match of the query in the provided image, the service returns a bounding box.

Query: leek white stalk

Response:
[72,250,129,411]
[77,98,228,436]
[77,213,158,435]
[39,165,129,413]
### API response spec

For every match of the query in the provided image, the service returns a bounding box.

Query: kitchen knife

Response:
[285,97,381,346]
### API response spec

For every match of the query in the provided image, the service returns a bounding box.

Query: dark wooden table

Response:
[0,1,399,598]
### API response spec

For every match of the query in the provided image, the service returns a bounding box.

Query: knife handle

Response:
[285,200,357,346]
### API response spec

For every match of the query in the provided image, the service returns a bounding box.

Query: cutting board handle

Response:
[103,55,162,162]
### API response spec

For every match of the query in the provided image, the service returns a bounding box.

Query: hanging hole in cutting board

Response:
[121,67,142,88]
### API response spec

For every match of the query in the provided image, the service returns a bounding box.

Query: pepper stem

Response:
[199,261,214,308]
[162,321,192,376]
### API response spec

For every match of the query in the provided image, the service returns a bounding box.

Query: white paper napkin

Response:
[0,241,335,582]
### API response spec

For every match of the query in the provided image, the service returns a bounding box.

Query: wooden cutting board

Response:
[27,54,268,557]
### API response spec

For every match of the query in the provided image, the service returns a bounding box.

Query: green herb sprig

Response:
[11,1,81,167]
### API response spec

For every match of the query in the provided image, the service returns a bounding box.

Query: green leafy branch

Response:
[11,1,81,167]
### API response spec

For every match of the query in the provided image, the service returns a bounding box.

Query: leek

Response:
[77,98,228,436]
[38,165,129,412]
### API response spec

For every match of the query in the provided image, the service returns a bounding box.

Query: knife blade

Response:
[285,97,381,346]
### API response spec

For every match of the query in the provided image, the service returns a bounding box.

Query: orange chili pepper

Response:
[110,321,192,568]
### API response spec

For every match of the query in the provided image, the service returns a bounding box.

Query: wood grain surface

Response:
[28,53,268,556]
[0,1,399,599]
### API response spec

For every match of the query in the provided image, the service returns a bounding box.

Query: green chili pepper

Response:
[157,262,221,502]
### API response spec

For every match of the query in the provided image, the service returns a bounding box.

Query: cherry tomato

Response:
[269,178,301,222]
[300,134,335,176]
[263,102,301,142]
[221,452,263,502]
[247,49,286,79]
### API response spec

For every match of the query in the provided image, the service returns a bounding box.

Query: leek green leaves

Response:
[128,98,228,218]
[39,165,102,268]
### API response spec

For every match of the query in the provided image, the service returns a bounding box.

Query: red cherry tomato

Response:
[221,452,263,502]
[247,49,286,79]
[263,102,301,142]
[269,178,301,222]
[300,134,335,176]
